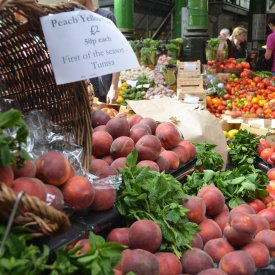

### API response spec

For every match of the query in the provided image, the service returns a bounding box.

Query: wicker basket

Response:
[0,0,93,170]
[0,181,70,237]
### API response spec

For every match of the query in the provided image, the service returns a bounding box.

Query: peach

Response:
[197,185,225,217]
[36,151,71,186]
[129,124,151,143]
[12,160,36,179]
[172,145,190,163]
[105,117,130,139]
[12,177,46,201]
[255,229,275,254]
[93,165,117,178]
[156,122,181,150]
[89,159,109,175]
[214,211,229,232]
[0,165,14,187]
[249,214,270,234]
[128,219,162,253]
[267,167,275,181]
[73,239,91,255]
[181,248,214,275]
[197,269,227,275]
[230,204,256,216]
[114,269,122,275]
[110,136,135,158]
[257,207,275,230]
[248,199,266,213]
[131,123,152,134]
[242,241,270,268]
[155,155,170,172]
[92,131,113,157]
[191,233,203,249]
[160,150,180,170]
[139,117,157,134]
[44,184,64,210]
[128,114,143,128]
[110,157,127,172]
[62,176,95,210]
[178,140,196,158]
[135,135,161,161]
[204,238,234,262]
[137,160,159,172]
[101,155,114,165]
[93,125,106,132]
[181,196,206,224]
[198,219,222,245]
[155,252,182,275]
[219,251,255,275]
[224,212,257,247]
[92,109,111,128]
[121,249,160,275]
[107,228,129,246]
[89,181,116,211]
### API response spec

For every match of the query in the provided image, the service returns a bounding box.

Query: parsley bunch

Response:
[116,150,200,257]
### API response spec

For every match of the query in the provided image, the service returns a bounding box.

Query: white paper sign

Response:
[40,10,139,85]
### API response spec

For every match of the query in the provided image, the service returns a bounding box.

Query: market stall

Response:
[1,1,275,275]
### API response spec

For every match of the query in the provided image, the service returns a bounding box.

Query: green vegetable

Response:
[228,129,261,166]
[116,150,200,257]
[0,226,124,275]
[183,165,269,208]
[0,109,32,168]
[253,71,273,78]
[195,143,224,171]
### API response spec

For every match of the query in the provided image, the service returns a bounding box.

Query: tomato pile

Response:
[207,57,251,71]
[205,58,275,119]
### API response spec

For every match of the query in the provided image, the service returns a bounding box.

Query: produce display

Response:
[3,41,275,275]
[205,58,275,119]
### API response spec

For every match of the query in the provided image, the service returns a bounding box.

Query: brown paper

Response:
[127,98,228,169]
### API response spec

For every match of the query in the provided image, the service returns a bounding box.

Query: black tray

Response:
[34,207,123,251]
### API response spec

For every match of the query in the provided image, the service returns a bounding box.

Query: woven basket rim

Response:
[0,181,71,237]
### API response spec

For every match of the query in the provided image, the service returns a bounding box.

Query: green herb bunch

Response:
[195,143,224,171]
[116,150,200,257]
[228,129,261,166]
[0,109,31,168]
[0,226,124,275]
[183,164,269,209]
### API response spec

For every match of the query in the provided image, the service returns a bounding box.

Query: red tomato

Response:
[253,76,261,83]
[262,78,271,87]
[241,61,250,69]
[257,82,265,89]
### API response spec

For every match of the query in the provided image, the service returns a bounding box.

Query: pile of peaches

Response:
[0,151,115,212]
[90,109,196,178]
[69,183,275,275]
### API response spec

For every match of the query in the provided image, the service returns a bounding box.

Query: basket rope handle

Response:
[0,190,25,254]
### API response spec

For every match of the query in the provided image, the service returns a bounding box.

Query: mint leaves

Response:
[117,150,200,257]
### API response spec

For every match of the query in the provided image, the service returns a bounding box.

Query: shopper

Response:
[218,28,232,59]
[73,0,119,103]
[229,26,248,59]
[265,15,275,74]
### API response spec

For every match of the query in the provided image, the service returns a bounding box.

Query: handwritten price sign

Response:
[40,11,139,85]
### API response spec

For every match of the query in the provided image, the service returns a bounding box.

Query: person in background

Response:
[229,26,248,59]
[73,0,119,103]
[219,28,230,39]
[218,28,232,59]
[265,15,275,74]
